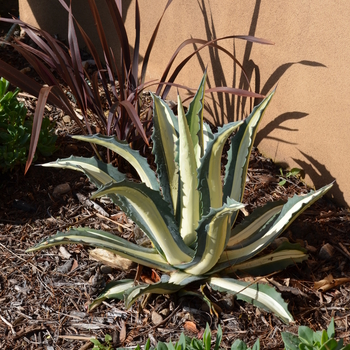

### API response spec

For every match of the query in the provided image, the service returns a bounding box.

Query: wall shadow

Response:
[194,0,327,128]
[255,111,308,146]
[195,0,263,125]
[292,150,346,207]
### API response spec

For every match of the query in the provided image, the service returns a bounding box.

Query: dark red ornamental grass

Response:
[0,0,273,173]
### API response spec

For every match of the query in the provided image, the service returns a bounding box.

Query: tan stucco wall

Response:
[19,0,350,207]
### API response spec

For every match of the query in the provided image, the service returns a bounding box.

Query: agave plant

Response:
[27,73,332,323]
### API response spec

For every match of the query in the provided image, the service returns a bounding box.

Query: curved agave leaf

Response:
[217,242,308,276]
[186,70,207,163]
[125,275,182,308]
[88,279,135,311]
[217,183,333,268]
[151,93,179,211]
[177,95,200,245]
[168,271,206,286]
[182,198,244,275]
[209,277,293,323]
[40,156,126,186]
[91,180,194,265]
[223,89,275,226]
[26,228,173,272]
[72,134,159,191]
[198,121,243,215]
[229,201,285,242]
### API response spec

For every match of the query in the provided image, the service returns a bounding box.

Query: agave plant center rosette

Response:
[27,72,332,323]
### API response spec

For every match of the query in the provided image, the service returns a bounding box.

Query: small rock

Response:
[159,308,170,317]
[59,246,72,259]
[151,310,163,325]
[56,259,73,274]
[270,237,289,250]
[305,243,318,253]
[53,183,71,198]
[62,115,71,124]
[319,243,335,260]
[100,265,114,274]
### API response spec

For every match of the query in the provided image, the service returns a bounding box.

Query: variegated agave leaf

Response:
[40,155,126,186]
[26,227,174,272]
[209,277,293,323]
[72,134,159,191]
[220,241,308,276]
[91,180,194,266]
[89,279,135,312]
[223,89,275,227]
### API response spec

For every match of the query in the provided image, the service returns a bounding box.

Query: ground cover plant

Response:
[0,77,56,172]
[27,72,332,324]
[90,319,350,349]
[0,0,271,174]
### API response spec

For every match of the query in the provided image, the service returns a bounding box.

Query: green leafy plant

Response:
[91,334,113,350]
[282,318,350,350]
[278,167,302,186]
[90,319,350,350]
[0,0,271,173]
[0,77,57,172]
[27,72,332,323]
[134,324,225,350]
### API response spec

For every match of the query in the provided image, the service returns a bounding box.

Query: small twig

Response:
[0,314,16,335]
[37,273,54,297]
[339,243,350,260]
[58,335,96,341]
[0,242,44,273]
[95,212,133,231]
[320,307,346,311]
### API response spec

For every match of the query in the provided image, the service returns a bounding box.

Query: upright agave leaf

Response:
[198,121,243,215]
[182,198,244,275]
[152,94,179,211]
[223,89,275,226]
[177,95,200,245]
[185,71,207,163]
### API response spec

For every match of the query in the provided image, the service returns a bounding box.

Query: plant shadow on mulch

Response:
[1,34,350,350]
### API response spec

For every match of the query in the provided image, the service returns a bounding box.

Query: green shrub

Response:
[0,77,57,172]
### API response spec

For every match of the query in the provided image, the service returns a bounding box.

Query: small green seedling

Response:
[278,168,302,186]
[91,334,113,350]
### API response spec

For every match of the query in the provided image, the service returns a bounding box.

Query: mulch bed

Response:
[1,24,350,350]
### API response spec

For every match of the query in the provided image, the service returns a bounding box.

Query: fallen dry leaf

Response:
[184,321,198,333]
[119,319,126,343]
[89,248,136,270]
[70,259,78,273]
[314,274,350,292]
